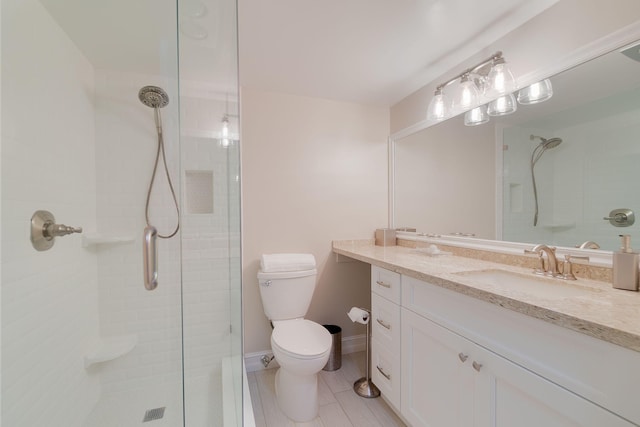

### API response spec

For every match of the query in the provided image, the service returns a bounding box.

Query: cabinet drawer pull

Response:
[376,365,391,380]
[376,318,391,330]
[472,361,483,372]
[458,353,468,363]
[376,280,391,288]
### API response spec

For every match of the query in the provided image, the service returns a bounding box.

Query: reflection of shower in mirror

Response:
[530,134,563,226]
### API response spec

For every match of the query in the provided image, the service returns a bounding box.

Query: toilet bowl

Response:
[257,254,332,421]
[271,319,331,421]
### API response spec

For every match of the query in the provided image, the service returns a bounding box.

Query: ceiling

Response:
[39,0,559,106]
[238,0,559,106]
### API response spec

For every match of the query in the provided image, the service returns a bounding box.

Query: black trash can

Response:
[322,324,342,371]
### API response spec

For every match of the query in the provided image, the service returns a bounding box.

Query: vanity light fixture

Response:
[426,51,517,122]
[426,88,447,121]
[487,93,517,116]
[464,105,489,126]
[485,56,517,98]
[517,79,553,105]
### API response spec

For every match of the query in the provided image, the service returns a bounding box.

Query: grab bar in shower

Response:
[143,226,158,290]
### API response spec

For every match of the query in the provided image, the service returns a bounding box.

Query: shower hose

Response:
[145,108,180,239]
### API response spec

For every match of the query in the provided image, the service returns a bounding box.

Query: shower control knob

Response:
[43,223,83,238]
[30,210,83,251]
[603,208,635,227]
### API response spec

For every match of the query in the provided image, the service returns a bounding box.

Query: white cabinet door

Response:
[402,307,635,427]
[401,308,479,427]
[473,344,635,427]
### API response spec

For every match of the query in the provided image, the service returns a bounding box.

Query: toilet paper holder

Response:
[347,307,369,324]
[347,306,380,398]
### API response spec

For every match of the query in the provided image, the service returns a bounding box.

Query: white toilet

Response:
[257,256,332,422]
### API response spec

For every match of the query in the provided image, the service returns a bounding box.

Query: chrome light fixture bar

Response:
[427,51,516,122]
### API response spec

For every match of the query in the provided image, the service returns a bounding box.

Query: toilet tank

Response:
[257,269,317,321]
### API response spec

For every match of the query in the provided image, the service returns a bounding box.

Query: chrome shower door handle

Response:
[143,226,158,290]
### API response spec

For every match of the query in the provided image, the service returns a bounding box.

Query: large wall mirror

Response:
[392,34,640,252]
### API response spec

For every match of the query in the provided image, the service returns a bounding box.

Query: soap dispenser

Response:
[613,234,639,291]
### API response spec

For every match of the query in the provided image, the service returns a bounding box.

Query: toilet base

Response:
[275,367,319,422]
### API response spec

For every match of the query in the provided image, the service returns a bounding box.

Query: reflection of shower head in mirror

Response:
[530,134,563,160]
[530,134,563,226]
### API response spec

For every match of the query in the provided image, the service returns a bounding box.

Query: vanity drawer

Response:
[371,337,401,410]
[371,265,401,303]
[371,292,400,349]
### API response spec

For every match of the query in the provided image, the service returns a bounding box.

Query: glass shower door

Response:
[2,0,241,425]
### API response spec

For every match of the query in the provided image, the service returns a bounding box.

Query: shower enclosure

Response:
[1,0,242,425]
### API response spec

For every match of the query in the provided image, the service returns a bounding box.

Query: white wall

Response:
[391,0,640,132]
[241,88,389,354]
[1,0,99,425]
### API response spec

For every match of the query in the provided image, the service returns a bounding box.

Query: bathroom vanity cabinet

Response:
[370,265,639,427]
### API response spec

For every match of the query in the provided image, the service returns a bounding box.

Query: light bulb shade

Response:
[219,117,231,147]
[451,78,480,114]
[487,93,517,116]
[485,61,517,97]
[427,92,447,121]
[222,120,229,137]
[517,79,553,105]
[464,105,490,126]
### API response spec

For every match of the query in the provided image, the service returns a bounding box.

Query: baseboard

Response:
[341,333,366,354]
[245,334,366,373]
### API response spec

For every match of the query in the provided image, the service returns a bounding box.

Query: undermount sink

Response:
[455,269,598,299]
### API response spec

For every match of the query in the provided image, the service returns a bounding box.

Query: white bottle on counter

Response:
[613,234,639,291]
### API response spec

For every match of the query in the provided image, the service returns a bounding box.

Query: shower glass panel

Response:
[1,0,241,425]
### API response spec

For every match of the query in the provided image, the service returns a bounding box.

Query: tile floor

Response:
[247,352,407,427]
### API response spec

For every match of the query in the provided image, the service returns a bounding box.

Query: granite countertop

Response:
[333,239,640,352]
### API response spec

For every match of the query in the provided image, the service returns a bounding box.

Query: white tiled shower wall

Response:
[92,70,184,403]
[2,1,100,425]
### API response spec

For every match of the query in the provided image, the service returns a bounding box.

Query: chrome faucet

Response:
[525,244,560,277]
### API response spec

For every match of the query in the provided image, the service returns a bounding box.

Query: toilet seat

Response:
[272,319,331,360]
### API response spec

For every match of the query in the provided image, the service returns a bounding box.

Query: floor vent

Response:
[142,407,166,422]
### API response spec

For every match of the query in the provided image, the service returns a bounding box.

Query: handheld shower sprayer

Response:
[139,85,180,291]
[530,134,563,226]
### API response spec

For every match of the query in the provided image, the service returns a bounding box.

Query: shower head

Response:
[530,134,563,150]
[530,134,563,166]
[139,86,169,109]
[542,137,562,150]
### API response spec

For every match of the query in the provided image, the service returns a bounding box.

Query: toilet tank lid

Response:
[260,253,316,273]
[257,268,317,280]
